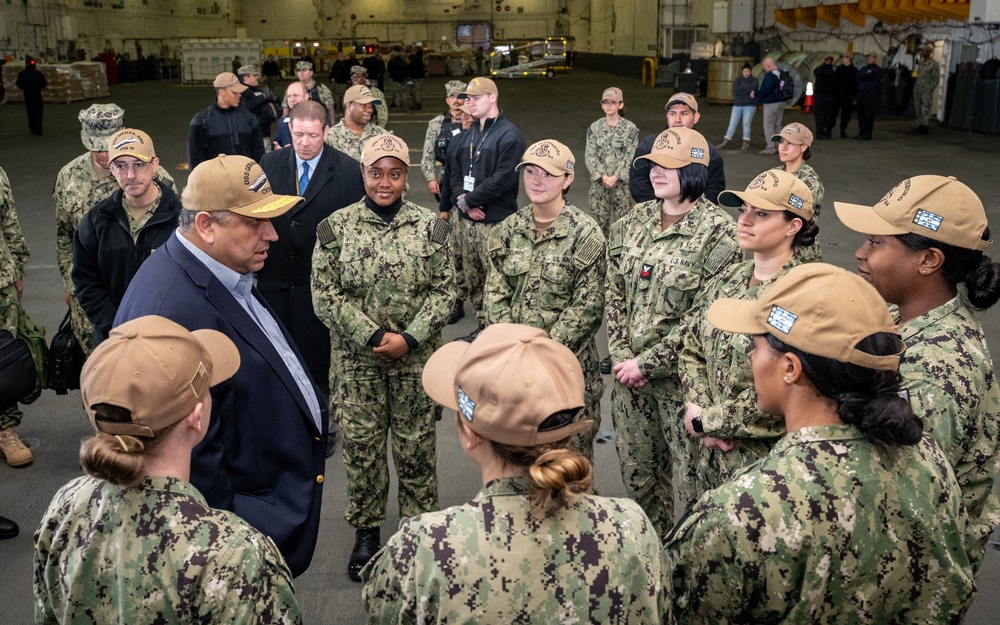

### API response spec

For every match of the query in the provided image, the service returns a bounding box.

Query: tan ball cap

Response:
[634,127,710,170]
[181,155,303,218]
[719,169,814,221]
[344,84,381,106]
[82,316,240,438]
[108,128,156,163]
[213,72,248,92]
[707,263,902,370]
[360,133,410,167]
[460,77,498,97]
[834,175,991,252]
[516,140,576,176]
[665,92,699,112]
[771,122,813,145]
[601,87,623,103]
[422,324,592,447]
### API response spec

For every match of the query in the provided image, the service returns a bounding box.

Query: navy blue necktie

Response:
[299,161,310,194]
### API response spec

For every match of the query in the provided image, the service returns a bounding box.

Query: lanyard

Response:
[468,120,494,175]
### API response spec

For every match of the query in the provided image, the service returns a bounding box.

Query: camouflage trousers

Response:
[447,210,468,301]
[455,218,497,324]
[69,296,94,356]
[612,384,689,538]
[387,81,408,108]
[914,84,935,126]
[331,83,349,113]
[409,79,423,107]
[0,284,24,429]
[334,364,439,529]
[589,181,634,236]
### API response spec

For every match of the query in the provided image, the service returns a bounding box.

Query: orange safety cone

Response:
[802,81,814,113]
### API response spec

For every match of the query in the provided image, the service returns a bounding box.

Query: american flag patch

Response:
[913,209,943,232]
[767,305,797,335]
[691,147,705,160]
[789,194,804,210]
[458,388,476,421]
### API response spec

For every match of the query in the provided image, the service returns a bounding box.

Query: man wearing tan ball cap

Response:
[188,72,263,169]
[114,154,328,578]
[72,128,183,347]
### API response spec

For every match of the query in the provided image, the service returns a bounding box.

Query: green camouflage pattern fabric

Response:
[312,198,455,527]
[420,113,461,183]
[324,121,389,161]
[677,255,806,507]
[914,57,940,126]
[606,197,740,533]
[898,295,1000,572]
[456,218,497,324]
[368,83,389,128]
[362,477,667,624]
[584,117,639,234]
[1,167,28,429]
[386,79,408,109]
[773,162,823,262]
[282,81,336,121]
[53,153,175,353]
[34,475,302,624]
[665,425,975,624]
[485,203,607,461]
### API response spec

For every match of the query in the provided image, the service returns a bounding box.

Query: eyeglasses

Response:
[110,160,149,174]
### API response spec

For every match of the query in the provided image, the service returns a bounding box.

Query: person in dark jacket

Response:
[813,56,836,140]
[72,129,182,346]
[855,52,883,141]
[238,64,281,143]
[408,45,425,110]
[16,57,47,136]
[187,72,264,169]
[262,54,282,89]
[386,49,410,109]
[756,57,786,155]
[833,53,859,138]
[361,51,386,91]
[447,77,526,338]
[717,64,758,151]
[329,52,351,111]
[629,92,725,204]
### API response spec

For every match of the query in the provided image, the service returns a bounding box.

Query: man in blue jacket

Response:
[114,155,327,578]
[757,56,786,155]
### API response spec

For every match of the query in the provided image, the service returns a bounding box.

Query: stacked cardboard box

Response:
[3,61,110,103]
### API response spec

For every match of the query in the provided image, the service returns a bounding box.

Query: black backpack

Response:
[777,69,794,101]
[46,310,85,395]
[0,330,37,412]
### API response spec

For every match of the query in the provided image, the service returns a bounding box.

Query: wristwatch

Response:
[691,410,704,434]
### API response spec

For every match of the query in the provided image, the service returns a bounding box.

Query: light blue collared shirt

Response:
[174,230,323,430]
[295,149,323,195]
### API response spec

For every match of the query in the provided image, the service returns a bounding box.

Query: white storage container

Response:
[181,39,263,84]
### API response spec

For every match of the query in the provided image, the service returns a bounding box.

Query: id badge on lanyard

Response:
[463,175,476,192]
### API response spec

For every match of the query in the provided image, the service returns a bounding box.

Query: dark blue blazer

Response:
[114,233,328,578]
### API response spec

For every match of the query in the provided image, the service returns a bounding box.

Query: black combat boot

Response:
[348,527,381,582]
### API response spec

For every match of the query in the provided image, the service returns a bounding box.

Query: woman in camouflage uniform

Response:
[606,127,740,537]
[836,175,1000,573]
[485,139,605,462]
[666,264,976,623]
[678,169,817,506]
[34,317,301,624]
[584,87,639,236]
[363,324,666,623]
[770,123,824,262]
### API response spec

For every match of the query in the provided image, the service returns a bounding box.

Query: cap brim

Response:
[422,342,470,411]
[706,298,766,335]
[771,133,806,144]
[634,153,690,170]
[230,194,304,218]
[719,189,785,212]
[228,84,249,93]
[515,160,565,176]
[112,153,155,163]
[834,202,909,236]
[190,328,241,385]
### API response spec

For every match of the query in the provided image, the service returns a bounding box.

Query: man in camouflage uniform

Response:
[34,316,302,624]
[485,140,606,462]
[312,134,455,582]
[363,323,667,622]
[607,128,740,537]
[420,80,466,198]
[912,43,940,135]
[349,65,388,128]
[324,84,388,161]
[585,87,639,235]
[281,60,336,124]
[0,165,33,468]
[53,103,175,354]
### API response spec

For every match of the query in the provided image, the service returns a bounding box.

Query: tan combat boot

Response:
[715,138,731,149]
[741,139,751,151]
[0,427,33,467]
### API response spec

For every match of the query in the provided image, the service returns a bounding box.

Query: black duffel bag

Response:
[0,329,38,412]
[47,310,85,395]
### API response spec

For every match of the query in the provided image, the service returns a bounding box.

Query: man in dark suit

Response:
[259,100,364,397]
[113,155,327,578]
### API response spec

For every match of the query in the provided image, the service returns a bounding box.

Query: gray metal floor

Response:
[0,69,997,623]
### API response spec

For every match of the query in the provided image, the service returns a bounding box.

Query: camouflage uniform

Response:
[324,121,389,162]
[362,476,667,623]
[774,162,824,262]
[421,113,463,185]
[898,295,1000,572]
[664,426,975,623]
[606,197,740,536]
[678,256,806,506]
[53,153,175,353]
[312,198,455,529]
[0,167,29,430]
[34,475,302,624]
[914,56,940,126]
[584,117,639,234]
[485,204,607,461]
